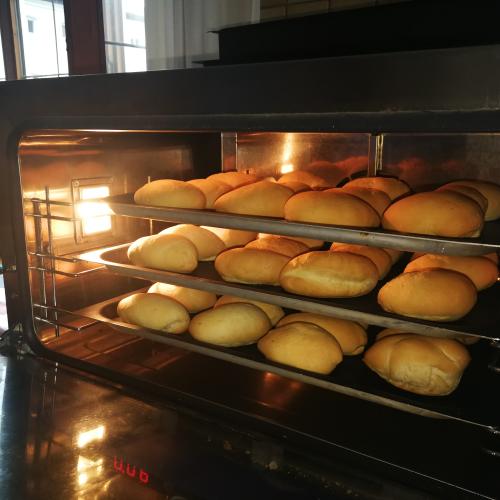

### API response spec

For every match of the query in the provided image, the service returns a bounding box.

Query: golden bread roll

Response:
[246,236,308,257]
[214,295,285,325]
[202,226,257,248]
[189,303,271,346]
[117,293,190,334]
[258,322,343,374]
[442,180,500,221]
[363,334,471,395]
[280,251,379,298]
[339,186,391,216]
[278,181,311,192]
[330,243,392,279]
[134,179,206,208]
[405,254,498,290]
[127,234,198,273]
[161,224,225,261]
[207,171,260,188]
[148,283,217,313]
[382,191,484,237]
[277,313,367,355]
[378,269,477,321]
[258,233,324,249]
[375,327,480,346]
[215,248,290,285]
[284,191,380,227]
[382,247,403,264]
[187,178,232,208]
[436,184,488,214]
[278,171,330,189]
[343,177,410,201]
[214,181,293,217]
[485,252,499,264]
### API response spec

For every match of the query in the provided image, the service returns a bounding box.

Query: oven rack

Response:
[103,193,500,256]
[76,242,500,342]
[69,290,500,429]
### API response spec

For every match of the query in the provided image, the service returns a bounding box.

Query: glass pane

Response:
[102,0,261,73]
[17,0,68,78]
[0,27,5,80]
[103,0,146,74]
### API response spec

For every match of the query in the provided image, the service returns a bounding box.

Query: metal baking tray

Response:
[103,193,500,256]
[77,243,500,342]
[73,290,499,428]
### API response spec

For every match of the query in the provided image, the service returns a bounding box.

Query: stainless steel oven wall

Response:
[18,130,221,340]
[229,132,370,183]
[381,133,500,189]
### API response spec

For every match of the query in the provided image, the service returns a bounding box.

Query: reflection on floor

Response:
[0,351,387,500]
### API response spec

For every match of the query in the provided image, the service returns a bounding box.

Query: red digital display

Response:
[113,456,149,484]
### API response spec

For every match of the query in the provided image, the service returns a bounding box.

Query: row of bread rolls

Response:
[127,226,497,323]
[134,172,500,239]
[117,285,473,396]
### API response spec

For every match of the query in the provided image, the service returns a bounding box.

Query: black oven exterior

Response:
[1,45,500,498]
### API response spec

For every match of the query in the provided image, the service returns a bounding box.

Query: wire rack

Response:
[25,187,104,337]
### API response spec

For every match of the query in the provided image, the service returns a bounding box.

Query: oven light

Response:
[280,163,294,174]
[77,424,105,448]
[77,185,112,236]
[78,472,88,486]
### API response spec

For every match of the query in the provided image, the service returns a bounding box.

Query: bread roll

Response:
[378,269,477,321]
[134,179,206,208]
[375,327,479,346]
[277,313,367,355]
[215,248,290,285]
[284,191,380,227]
[215,295,285,325]
[117,293,190,334]
[187,178,232,208]
[214,181,293,217]
[382,191,484,237]
[161,224,225,261]
[442,180,500,221]
[207,171,260,188]
[278,171,330,189]
[485,252,499,264]
[339,186,391,216]
[258,233,324,249]
[343,177,410,200]
[382,247,403,264]
[405,254,498,291]
[246,236,308,257]
[148,283,217,313]
[330,243,392,279]
[202,226,257,248]
[436,184,488,214]
[278,181,310,192]
[189,303,271,346]
[280,251,379,298]
[363,334,470,395]
[258,322,343,374]
[127,234,198,273]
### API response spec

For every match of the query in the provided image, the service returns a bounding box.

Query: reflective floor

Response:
[0,350,427,500]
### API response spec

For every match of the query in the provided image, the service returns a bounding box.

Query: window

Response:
[27,17,35,33]
[16,0,68,78]
[102,0,146,74]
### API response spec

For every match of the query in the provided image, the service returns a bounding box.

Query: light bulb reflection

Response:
[77,425,105,448]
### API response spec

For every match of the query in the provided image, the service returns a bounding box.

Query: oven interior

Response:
[12,129,500,496]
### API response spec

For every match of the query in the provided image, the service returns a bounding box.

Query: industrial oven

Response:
[1,44,500,498]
